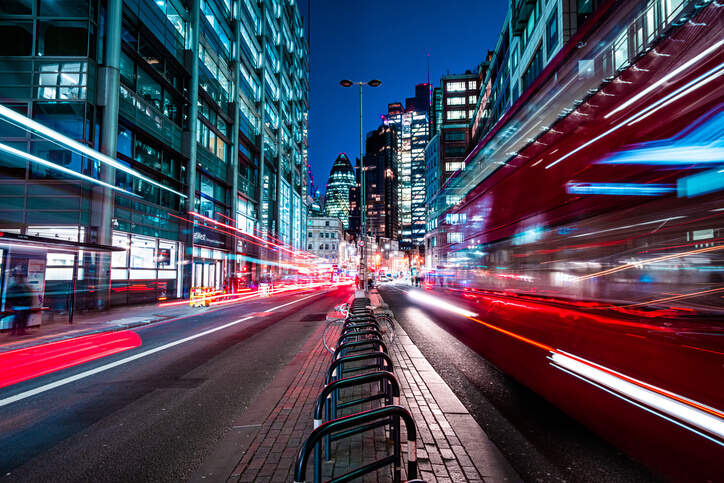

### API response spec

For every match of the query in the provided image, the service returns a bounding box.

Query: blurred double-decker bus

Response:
[428,0,724,479]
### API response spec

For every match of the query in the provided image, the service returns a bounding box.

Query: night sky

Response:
[297,0,509,196]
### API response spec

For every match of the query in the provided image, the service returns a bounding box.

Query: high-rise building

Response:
[426,70,481,198]
[426,0,600,269]
[0,0,309,313]
[324,153,355,229]
[365,124,398,240]
[382,83,430,248]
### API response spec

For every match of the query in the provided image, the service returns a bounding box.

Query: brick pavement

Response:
[191,290,521,483]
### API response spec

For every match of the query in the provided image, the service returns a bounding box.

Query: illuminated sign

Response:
[445,213,467,225]
[194,226,226,248]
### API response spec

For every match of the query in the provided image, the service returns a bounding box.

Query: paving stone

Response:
[217,296,521,483]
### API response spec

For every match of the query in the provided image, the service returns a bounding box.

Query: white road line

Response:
[0,292,325,407]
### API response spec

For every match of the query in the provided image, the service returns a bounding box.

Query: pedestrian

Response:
[7,271,34,336]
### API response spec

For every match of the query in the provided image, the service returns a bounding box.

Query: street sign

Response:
[358,240,365,247]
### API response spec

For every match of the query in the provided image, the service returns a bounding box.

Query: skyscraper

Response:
[382,84,430,248]
[0,0,309,310]
[324,153,356,229]
[365,124,398,240]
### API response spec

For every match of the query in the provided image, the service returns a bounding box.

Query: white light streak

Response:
[570,216,685,238]
[0,142,136,197]
[604,39,724,119]
[546,61,724,170]
[408,290,478,317]
[0,104,187,199]
[550,351,724,443]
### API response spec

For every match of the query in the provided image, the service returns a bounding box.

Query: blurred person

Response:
[7,272,34,336]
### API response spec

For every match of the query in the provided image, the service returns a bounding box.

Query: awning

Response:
[0,231,126,252]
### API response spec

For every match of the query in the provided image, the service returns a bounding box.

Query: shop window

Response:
[159,241,176,269]
[112,233,129,268]
[130,236,156,269]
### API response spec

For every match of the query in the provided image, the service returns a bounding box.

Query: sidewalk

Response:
[0,299,219,353]
[191,289,522,482]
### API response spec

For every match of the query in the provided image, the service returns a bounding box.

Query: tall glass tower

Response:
[0,0,310,312]
[324,153,355,230]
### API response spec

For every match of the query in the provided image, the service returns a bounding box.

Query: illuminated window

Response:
[467,81,477,90]
[446,81,465,92]
[447,232,463,243]
[446,96,465,106]
[446,110,466,120]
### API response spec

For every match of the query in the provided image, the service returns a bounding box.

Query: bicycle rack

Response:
[333,339,388,361]
[336,329,383,347]
[294,405,418,483]
[340,322,381,336]
[295,296,418,482]
[313,371,400,464]
[326,352,394,385]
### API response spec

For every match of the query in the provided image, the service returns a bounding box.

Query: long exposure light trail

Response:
[0,293,319,407]
[550,351,724,446]
[0,105,187,198]
[0,142,134,196]
[576,244,724,281]
[421,290,724,445]
[0,332,142,389]
[604,38,724,119]
[407,290,478,317]
[546,61,724,169]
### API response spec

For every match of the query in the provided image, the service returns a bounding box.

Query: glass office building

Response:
[323,153,355,230]
[0,0,309,313]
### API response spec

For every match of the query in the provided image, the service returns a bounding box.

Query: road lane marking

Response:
[0,292,324,407]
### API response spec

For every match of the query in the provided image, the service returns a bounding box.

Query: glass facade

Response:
[0,0,310,308]
[324,153,356,230]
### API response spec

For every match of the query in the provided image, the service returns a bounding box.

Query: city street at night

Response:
[2,0,724,481]
[0,286,350,481]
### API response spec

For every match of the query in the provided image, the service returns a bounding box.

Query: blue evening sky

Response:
[297,0,509,196]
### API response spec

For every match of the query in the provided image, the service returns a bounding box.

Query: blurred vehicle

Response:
[425,1,724,480]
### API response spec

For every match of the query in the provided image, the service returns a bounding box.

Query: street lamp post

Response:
[340,78,381,293]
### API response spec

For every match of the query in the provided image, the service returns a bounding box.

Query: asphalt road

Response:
[0,286,350,482]
[378,282,663,483]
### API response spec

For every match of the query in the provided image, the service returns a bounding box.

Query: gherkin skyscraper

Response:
[324,153,356,230]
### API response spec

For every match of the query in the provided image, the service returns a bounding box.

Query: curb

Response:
[374,288,523,483]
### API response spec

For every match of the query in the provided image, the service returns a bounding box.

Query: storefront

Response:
[110,232,184,306]
[0,229,124,328]
[192,224,229,291]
